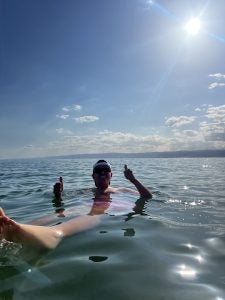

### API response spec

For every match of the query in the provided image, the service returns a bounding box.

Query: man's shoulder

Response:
[107,187,120,193]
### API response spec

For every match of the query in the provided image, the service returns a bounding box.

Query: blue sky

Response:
[1,0,225,158]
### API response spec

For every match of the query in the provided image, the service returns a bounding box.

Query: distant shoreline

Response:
[1,149,225,161]
[47,149,225,159]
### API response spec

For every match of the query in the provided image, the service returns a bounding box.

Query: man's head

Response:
[92,160,112,189]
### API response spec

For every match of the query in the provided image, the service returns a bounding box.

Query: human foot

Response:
[0,209,20,241]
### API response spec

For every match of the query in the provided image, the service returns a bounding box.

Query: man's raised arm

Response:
[123,164,152,199]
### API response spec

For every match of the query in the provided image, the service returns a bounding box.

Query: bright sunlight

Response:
[185,18,201,35]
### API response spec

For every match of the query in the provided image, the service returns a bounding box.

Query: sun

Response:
[185,18,201,35]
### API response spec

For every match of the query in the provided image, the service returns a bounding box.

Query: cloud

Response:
[205,104,225,122]
[45,127,225,157]
[62,107,70,112]
[56,128,73,134]
[171,128,200,140]
[62,104,82,112]
[205,132,225,142]
[164,107,225,146]
[56,114,70,119]
[209,73,225,79]
[195,108,201,112]
[200,121,225,142]
[208,82,225,90]
[56,105,82,120]
[47,131,170,154]
[208,73,225,89]
[165,116,196,128]
[73,105,82,111]
[74,116,99,123]
[182,130,199,137]
[3,124,225,159]
[4,105,225,159]
[197,105,225,142]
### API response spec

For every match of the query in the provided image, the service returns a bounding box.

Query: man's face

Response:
[92,166,112,188]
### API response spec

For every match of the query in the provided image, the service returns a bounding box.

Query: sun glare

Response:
[185,18,201,35]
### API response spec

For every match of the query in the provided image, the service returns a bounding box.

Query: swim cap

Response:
[93,160,111,173]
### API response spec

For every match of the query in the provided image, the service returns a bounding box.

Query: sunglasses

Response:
[93,167,111,174]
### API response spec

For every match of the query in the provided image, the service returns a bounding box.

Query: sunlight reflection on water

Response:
[175,264,198,280]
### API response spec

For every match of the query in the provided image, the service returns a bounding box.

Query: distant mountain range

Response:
[50,149,225,159]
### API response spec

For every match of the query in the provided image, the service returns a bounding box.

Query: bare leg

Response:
[0,208,63,250]
[0,207,101,251]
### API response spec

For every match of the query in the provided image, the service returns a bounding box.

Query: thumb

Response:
[0,207,5,217]
[124,164,128,171]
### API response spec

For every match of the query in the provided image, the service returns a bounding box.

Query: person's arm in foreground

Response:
[123,164,152,199]
[0,207,101,251]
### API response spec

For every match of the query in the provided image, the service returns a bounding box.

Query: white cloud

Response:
[171,128,201,140]
[62,104,82,112]
[56,128,73,134]
[205,104,225,122]
[62,107,70,112]
[47,131,170,154]
[200,121,224,132]
[208,82,225,90]
[165,116,196,128]
[73,105,82,111]
[74,116,99,123]
[56,105,82,120]
[205,132,225,142]
[182,130,199,137]
[3,105,225,159]
[200,121,225,142]
[2,125,225,159]
[195,108,201,112]
[208,73,225,89]
[197,105,225,142]
[164,107,225,146]
[209,73,225,79]
[45,128,225,156]
[56,114,70,119]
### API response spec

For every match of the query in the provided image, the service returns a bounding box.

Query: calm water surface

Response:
[0,158,225,299]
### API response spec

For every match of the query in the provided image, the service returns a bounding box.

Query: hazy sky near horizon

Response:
[1,0,225,158]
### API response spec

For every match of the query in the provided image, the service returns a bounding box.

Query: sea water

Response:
[0,157,225,299]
